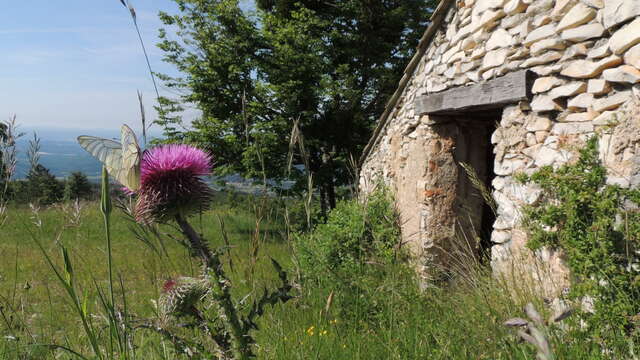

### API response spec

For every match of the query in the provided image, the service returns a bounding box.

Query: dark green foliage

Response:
[156,0,435,209]
[63,172,93,201]
[519,136,640,347]
[296,187,403,321]
[24,164,64,205]
[297,187,401,275]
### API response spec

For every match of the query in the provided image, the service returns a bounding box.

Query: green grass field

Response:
[0,195,629,359]
[0,196,294,359]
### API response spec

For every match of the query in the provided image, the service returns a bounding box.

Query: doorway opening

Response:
[451,110,500,262]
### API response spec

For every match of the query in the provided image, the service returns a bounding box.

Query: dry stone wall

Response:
[360,0,640,295]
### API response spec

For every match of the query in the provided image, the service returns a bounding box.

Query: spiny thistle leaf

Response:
[158,277,208,320]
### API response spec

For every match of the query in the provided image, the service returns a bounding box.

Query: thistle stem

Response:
[174,214,250,359]
[174,214,213,266]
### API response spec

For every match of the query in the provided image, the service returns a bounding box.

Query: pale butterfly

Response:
[77,125,142,191]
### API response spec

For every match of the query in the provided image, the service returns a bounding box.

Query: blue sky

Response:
[1,0,253,136]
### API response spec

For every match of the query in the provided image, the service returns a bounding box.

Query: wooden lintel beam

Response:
[415,70,534,115]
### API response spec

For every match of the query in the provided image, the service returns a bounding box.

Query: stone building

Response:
[359,0,640,295]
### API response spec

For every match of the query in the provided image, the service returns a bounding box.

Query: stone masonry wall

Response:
[360,0,640,295]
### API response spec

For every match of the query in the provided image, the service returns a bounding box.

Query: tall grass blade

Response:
[120,0,163,117]
[137,90,147,146]
[100,167,116,358]
[28,230,103,359]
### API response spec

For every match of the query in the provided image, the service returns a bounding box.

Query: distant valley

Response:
[11,127,283,192]
[14,127,122,180]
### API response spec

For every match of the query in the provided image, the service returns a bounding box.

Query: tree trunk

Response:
[319,184,328,221]
[326,180,336,210]
[321,147,337,210]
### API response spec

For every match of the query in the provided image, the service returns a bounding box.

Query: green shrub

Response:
[63,171,93,200]
[25,164,64,205]
[519,136,640,348]
[297,187,401,276]
[296,187,404,322]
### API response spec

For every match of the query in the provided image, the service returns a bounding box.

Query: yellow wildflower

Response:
[306,325,315,336]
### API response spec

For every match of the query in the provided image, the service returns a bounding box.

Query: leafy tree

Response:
[156,0,434,214]
[26,164,64,205]
[63,172,93,201]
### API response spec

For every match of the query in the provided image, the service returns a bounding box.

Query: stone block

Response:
[592,110,619,126]
[534,131,549,144]
[567,93,594,110]
[587,42,611,59]
[560,55,622,78]
[470,46,486,60]
[460,60,480,72]
[624,44,640,69]
[524,24,556,46]
[603,65,640,84]
[532,76,564,94]
[560,42,590,61]
[609,18,640,55]
[593,91,632,112]
[551,122,594,135]
[486,28,514,50]
[561,109,599,122]
[587,79,611,95]
[552,0,577,20]
[534,145,562,166]
[472,9,506,33]
[556,3,597,32]
[525,0,554,16]
[505,0,527,15]
[492,230,512,244]
[520,51,563,67]
[531,63,563,76]
[549,82,587,99]
[560,22,604,42]
[533,14,552,28]
[461,37,477,51]
[525,114,553,131]
[603,0,640,29]
[474,0,508,15]
[482,48,510,70]
[530,37,567,55]
[502,13,528,29]
[531,95,563,112]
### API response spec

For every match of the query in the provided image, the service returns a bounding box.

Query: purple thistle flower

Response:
[135,144,213,224]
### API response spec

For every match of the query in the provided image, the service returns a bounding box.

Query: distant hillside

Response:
[13,126,153,180]
[15,129,117,180]
[11,127,290,192]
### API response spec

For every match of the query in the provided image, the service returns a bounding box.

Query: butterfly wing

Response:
[120,125,141,190]
[77,136,124,179]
